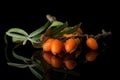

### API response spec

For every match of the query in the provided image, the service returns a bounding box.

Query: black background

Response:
[0,2,112,80]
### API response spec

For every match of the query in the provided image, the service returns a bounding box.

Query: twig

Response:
[94,31,112,39]
[60,30,112,40]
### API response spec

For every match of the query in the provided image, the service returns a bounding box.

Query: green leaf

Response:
[7,62,29,68]
[50,22,68,36]
[27,37,39,43]
[64,23,82,34]
[32,60,43,71]
[29,67,43,80]
[55,23,82,37]
[22,39,28,45]
[12,37,25,43]
[6,32,26,39]
[12,50,31,62]
[29,21,51,37]
[49,20,63,28]
[12,37,28,45]
[31,34,41,42]
[6,28,28,36]
[67,22,82,34]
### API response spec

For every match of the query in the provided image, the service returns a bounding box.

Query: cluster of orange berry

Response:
[41,27,98,70]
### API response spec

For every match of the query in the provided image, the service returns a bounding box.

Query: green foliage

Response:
[49,20,63,28]
[29,67,43,80]
[49,21,68,37]
[12,50,31,62]
[5,21,51,45]
[29,21,51,37]
[6,28,28,36]
[5,16,84,80]
[7,62,33,68]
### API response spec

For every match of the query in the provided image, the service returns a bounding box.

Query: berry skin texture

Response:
[85,51,98,62]
[51,39,63,55]
[86,38,98,50]
[42,52,53,64]
[42,38,54,52]
[51,56,62,68]
[64,38,76,53]
[64,59,77,70]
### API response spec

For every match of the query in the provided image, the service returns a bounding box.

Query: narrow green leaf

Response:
[29,21,51,37]
[7,62,29,68]
[63,24,81,34]
[29,67,43,80]
[31,34,41,42]
[49,20,63,28]
[30,35,43,48]
[6,28,28,36]
[65,22,82,34]
[12,50,31,62]
[55,23,82,37]
[50,22,68,36]
[27,37,39,43]
[12,37,25,43]
[32,60,43,71]
[6,32,26,39]
[23,39,28,45]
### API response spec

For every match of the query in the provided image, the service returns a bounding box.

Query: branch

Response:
[60,29,112,40]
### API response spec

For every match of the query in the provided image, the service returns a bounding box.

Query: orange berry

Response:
[64,38,76,53]
[42,38,54,52]
[85,51,98,62]
[42,52,53,64]
[51,56,62,68]
[64,59,77,70]
[86,38,98,50]
[51,39,63,55]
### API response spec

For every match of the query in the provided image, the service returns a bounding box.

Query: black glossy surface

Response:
[0,3,112,80]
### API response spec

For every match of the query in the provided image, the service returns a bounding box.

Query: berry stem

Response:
[60,30,112,40]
